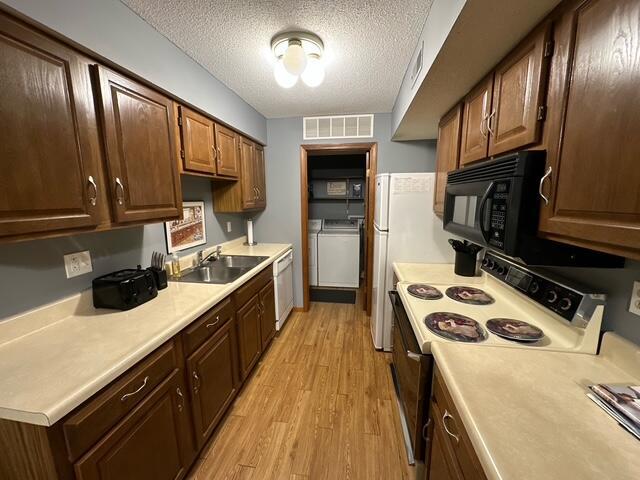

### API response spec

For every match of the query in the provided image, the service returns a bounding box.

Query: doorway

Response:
[300,143,378,314]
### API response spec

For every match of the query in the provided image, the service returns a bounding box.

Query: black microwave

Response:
[443,151,623,267]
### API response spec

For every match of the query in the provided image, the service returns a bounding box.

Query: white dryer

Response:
[317,219,360,288]
[308,219,323,286]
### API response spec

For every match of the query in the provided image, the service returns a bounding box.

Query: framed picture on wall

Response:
[165,201,207,253]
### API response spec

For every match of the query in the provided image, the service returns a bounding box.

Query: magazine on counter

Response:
[588,383,640,441]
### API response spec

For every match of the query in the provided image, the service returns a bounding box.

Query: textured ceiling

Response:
[121,0,433,118]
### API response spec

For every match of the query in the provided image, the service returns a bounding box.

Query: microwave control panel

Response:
[486,181,510,249]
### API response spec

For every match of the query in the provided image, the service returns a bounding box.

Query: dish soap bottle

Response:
[171,253,181,277]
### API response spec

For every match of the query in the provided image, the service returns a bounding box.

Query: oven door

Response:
[443,180,495,248]
[389,291,432,464]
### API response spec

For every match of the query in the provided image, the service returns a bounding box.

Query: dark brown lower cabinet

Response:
[425,367,486,480]
[259,280,276,350]
[236,294,263,380]
[74,369,192,480]
[186,318,239,447]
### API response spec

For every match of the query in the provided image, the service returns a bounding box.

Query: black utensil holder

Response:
[454,250,478,277]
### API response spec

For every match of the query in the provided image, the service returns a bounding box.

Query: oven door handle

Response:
[478,181,495,243]
[389,291,422,361]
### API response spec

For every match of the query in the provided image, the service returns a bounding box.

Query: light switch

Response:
[64,251,93,278]
[227,221,232,233]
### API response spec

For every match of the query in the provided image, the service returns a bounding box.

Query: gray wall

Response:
[546,262,640,346]
[1,0,266,143]
[253,113,438,308]
[0,177,245,319]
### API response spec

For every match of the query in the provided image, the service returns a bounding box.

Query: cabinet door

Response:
[178,106,216,175]
[538,0,640,260]
[254,144,267,208]
[488,24,551,156]
[236,295,262,380]
[74,370,193,480]
[0,13,105,237]
[459,75,493,165]
[95,66,181,224]
[427,405,463,480]
[259,280,276,350]
[434,104,462,216]
[239,137,257,209]
[186,318,238,447]
[214,123,240,178]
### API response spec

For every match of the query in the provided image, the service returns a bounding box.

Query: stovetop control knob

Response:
[529,282,540,294]
[483,258,495,269]
[545,291,558,304]
[559,298,572,311]
[496,266,506,275]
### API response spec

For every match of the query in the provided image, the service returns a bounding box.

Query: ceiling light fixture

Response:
[271,32,325,88]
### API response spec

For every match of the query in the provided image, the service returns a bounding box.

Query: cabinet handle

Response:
[480,113,488,139]
[217,147,222,165]
[422,418,432,440]
[442,410,460,443]
[407,351,421,362]
[192,371,201,394]
[539,166,552,206]
[212,145,217,160]
[176,387,184,412]
[115,177,125,206]
[206,315,220,328]
[121,376,149,402]
[87,175,98,206]
[487,109,496,136]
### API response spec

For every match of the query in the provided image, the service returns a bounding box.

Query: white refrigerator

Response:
[371,173,454,351]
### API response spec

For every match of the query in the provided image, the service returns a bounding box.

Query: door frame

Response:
[299,142,378,314]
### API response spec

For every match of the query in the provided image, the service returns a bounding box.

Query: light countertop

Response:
[0,240,292,426]
[432,333,640,480]
[393,262,483,285]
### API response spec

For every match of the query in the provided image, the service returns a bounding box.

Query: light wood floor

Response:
[188,300,414,480]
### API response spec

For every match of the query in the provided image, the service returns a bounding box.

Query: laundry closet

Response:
[306,154,366,303]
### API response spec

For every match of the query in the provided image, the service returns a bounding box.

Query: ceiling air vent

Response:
[303,114,374,140]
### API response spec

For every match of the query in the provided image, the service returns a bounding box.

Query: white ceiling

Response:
[121,0,433,118]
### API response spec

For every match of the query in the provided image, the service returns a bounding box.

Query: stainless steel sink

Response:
[170,255,269,284]
[217,255,269,269]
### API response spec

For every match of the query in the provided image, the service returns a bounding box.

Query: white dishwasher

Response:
[273,249,294,330]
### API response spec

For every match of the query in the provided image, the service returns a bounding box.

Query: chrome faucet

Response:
[196,245,222,267]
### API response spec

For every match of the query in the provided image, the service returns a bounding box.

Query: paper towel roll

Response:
[247,219,254,245]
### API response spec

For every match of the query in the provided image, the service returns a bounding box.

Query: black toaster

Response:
[92,267,158,310]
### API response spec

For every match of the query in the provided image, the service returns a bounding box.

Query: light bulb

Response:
[274,58,297,88]
[282,42,307,76]
[301,54,325,87]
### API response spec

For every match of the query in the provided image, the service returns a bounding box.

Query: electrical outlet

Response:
[226,221,232,233]
[64,251,93,278]
[629,281,640,316]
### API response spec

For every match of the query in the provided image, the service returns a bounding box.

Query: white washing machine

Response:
[317,219,360,288]
[308,219,323,287]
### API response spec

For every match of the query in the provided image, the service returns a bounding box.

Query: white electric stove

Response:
[395,252,606,355]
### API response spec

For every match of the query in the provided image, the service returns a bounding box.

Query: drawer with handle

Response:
[233,266,271,308]
[431,366,487,480]
[63,341,178,461]
[182,297,234,355]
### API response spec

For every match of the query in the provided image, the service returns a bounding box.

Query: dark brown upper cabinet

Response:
[213,136,267,213]
[175,105,217,176]
[459,74,493,165]
[95,66,182,224]
[239,137,257,209]
[0,12,108,239]
[537,0,640,260]
[434,104,463,216]
[214,123,240,178]
[254,144,267,209]
[488,24,551,157]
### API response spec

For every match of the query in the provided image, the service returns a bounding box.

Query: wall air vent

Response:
[303,114,374,140]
